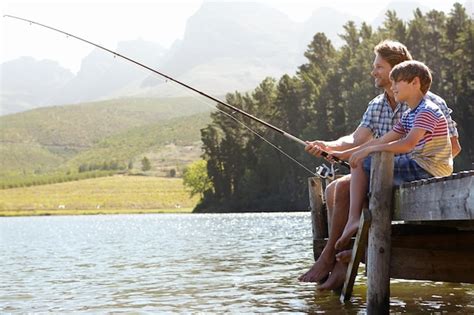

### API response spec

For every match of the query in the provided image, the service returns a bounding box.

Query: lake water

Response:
[1,213,473,313]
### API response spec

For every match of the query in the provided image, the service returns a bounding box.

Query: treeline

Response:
[78,160,127,173]
[197,4,473,212]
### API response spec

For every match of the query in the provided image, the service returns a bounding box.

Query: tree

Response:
[183,160,213,198]
[141,156,151,172]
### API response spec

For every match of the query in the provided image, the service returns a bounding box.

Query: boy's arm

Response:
[348,128,426,168]
[330,130,402,161]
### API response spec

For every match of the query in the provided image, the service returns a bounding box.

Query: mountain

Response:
[372,1,431,27]
[1,1,459,115]
[0,57,74,115]
[50,39,166,105]
[140,2,301,94]
[301,7,362,51]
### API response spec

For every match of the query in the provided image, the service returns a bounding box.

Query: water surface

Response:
[1,213,473,313]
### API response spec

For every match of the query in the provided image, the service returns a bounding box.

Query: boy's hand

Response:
[329,150,350,162]
[349,148,370,168]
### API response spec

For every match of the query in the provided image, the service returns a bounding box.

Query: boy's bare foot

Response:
[298,256,335,282]
[334,220,359,250]
[336,249,352,264]
[317,260,348,291]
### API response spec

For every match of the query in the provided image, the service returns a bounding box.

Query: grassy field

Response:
[0,175,199,216]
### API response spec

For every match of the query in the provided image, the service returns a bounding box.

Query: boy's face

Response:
[371,54,392,89]
[390,79,412,103]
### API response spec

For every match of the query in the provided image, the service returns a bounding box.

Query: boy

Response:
[332,60,453,249]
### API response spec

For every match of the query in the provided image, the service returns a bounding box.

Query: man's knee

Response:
[325,175,351,208]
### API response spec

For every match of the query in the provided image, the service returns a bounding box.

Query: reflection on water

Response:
[1,213,473,313]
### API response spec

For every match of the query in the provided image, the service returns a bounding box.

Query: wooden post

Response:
[367,152,394,314]
[308,177,328,260]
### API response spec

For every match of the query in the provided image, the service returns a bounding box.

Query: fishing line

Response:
[3,14,349,170]
[161,78,318,176]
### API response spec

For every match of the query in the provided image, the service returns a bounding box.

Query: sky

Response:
[0,0,468,73]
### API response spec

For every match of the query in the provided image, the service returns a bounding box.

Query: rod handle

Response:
[283,132,350,169]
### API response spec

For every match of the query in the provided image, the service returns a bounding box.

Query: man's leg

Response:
[299,175,351,282]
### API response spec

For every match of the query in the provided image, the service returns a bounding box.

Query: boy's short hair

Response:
[374,40,413,67]
[390,60,432,95]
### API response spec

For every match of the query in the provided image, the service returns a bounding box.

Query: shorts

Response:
[363,155,432,186]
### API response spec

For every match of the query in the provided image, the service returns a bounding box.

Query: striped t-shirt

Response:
[393,98,453,177]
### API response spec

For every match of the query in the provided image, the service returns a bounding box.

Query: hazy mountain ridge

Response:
[1,1,463,115]
[0,57,74,114]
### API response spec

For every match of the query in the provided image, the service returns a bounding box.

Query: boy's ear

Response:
[411,76,420,86]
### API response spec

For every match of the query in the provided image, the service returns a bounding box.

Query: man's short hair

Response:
[374,40,413,67]
[390,60,432,94]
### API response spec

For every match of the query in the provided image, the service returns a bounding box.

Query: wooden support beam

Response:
[340,208,371,302]
[390,247,474,283]
[308,177,328,260]
[390,231,474,283]
[393,171,474,221]
[367,152,394,315]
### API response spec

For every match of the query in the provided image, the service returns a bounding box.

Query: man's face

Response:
[371,54,392,89]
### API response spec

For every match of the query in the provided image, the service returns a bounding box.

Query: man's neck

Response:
[384,89,397,109]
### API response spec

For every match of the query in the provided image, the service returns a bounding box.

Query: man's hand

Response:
[305,140,331,158]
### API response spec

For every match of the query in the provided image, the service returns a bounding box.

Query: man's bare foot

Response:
[334,219,359,250]
[336,249,352,264]
[298,256,335,283]
[317,260,348,291]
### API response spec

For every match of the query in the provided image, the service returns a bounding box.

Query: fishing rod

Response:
[4,14,350,169]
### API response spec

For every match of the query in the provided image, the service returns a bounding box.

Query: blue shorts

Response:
[363,156,432,186]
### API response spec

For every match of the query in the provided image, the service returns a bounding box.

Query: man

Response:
[298,40,461,290]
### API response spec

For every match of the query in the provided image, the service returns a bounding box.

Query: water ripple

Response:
[1,213,473,313]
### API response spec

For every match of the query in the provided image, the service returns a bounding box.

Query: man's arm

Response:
[305,126,373,157]
[451,136,461,158]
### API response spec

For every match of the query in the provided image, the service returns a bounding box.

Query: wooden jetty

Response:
[308,152,474,314]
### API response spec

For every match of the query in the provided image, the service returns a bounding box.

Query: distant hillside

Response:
[64,111,211,175]
[0,96,213,178]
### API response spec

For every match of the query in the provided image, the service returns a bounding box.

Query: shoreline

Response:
[0,208,194,217]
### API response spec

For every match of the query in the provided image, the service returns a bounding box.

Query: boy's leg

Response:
[393,156,432,185]
[299,175,351,282]
[335,162,369,250]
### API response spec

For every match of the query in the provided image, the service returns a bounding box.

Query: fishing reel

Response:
[315,163,338,180]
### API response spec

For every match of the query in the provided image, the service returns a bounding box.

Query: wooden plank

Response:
[367,152,394,315]
[390,247,474,283]
[393,174,474,221]
[308,177,328,260]
[392,231,474,250]
[340,208,371,302]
